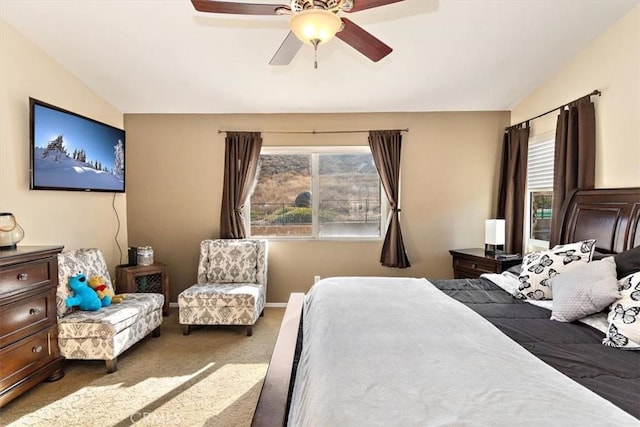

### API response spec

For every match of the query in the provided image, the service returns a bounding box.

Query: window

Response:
[526,134,554,247]
[248,146,384,239]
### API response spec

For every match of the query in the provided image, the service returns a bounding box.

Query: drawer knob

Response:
[18,273,29,281]
[32,345,43,353]
[29,308,41,315]
[472,263,478,269]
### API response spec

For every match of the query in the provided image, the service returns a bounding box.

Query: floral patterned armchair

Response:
[178,239,268,336]
[56,248,164,372]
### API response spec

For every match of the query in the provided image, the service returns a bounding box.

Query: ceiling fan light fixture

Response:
[290,9,342,45]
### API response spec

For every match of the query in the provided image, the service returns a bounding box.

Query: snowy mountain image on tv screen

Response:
[32,102,125,192]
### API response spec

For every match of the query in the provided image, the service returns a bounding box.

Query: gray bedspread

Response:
[288,277,639,426]
[431,276,640,418]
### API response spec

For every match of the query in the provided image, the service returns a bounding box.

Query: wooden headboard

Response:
[557,187,640,254]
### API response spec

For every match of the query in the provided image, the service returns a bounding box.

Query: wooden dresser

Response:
[0,245,65,407]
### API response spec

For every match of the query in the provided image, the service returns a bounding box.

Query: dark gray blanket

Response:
[431,278,640,419]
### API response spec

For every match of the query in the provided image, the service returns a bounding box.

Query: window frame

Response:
[525,131,555,251]
[245,145,387,241]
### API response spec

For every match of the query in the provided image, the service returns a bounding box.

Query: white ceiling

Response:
[1,0,637,114]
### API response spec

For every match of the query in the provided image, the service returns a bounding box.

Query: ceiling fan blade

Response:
[270,32,303,65]
[346,0,405,13]
[336,18,392,62]
[191,0,287,15]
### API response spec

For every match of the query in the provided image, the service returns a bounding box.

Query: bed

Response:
[252,187,640,426]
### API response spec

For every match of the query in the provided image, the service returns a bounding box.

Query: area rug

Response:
[1,308,284,427]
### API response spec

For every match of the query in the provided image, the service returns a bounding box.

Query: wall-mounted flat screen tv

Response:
[29,98,125,193]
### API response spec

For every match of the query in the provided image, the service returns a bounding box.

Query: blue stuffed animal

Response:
[66,273,102,311]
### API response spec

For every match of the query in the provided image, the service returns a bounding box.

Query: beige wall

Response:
[0,20,128,271]
[7,4,636,305]
[511,4,640,188]
[125,112,509,303]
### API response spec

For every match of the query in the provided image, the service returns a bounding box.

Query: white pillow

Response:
[603,271,640,349]
[549,257,619,322]
[513,239,595,300]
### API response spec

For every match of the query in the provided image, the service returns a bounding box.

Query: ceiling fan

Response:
[191,0,405,67]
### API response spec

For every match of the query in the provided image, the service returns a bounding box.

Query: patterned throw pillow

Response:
[200,240,258,284]
[603,272,640,349]
[514,239,596,300]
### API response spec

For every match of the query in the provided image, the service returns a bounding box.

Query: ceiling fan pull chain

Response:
[312,38,319,69]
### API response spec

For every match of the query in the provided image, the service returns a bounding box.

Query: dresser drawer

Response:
[0,290,55,348]
[0,260,52,296]
[454,257,499,275]
[0,327,58,390]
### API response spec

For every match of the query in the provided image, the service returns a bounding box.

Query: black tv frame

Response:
[29,97,126,193]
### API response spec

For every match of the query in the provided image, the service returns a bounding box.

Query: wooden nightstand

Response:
[449,248,522,279]
[115,263,170,316]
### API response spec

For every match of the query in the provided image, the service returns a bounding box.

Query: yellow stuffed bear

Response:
[88,275,125,304]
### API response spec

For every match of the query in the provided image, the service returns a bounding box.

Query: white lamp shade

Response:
[290,9,342,45]
[485,219,505,245]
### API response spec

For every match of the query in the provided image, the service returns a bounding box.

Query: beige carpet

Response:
[1,307,284,427]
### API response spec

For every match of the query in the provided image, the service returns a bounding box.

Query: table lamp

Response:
[485,219,505,254]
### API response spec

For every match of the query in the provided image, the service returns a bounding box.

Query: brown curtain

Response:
[497,125,530,254]
[549,96,596,246]
[220,132,262,239]
[368,130,410,268]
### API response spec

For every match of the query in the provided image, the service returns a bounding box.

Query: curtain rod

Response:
[507,89,601,131]
[217,128,409,135]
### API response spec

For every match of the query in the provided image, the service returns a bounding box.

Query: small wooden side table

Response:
[115,263,170,316]
[449,248,522,279]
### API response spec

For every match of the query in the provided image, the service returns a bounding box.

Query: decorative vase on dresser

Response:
[0,245,65,408]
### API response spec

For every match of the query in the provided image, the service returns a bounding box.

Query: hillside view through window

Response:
[249,149,383,239]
